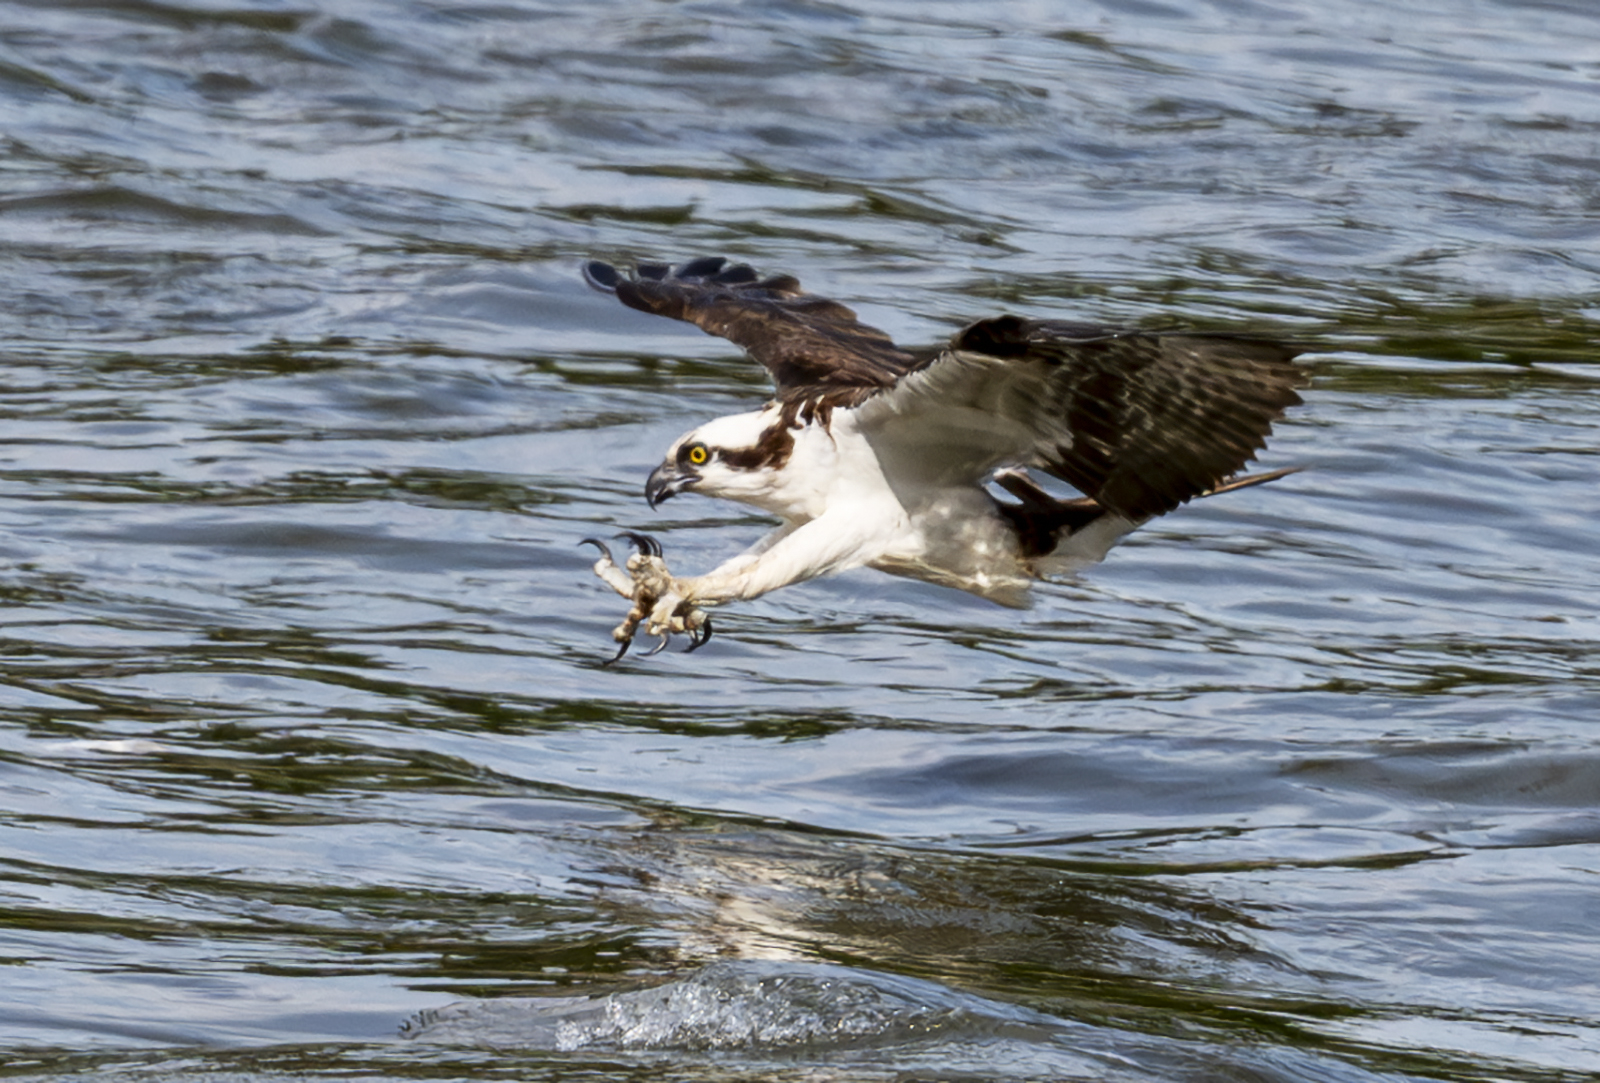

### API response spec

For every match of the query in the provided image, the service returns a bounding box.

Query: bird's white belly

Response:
[871,487,1032,604]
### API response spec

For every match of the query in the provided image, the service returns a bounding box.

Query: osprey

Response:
[582,256,1306,661]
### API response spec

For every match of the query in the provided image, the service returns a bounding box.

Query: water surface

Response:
[2,0,1599,1080]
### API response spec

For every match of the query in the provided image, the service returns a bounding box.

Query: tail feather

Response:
[996,464,1302,564]
[1200,465,1302,498]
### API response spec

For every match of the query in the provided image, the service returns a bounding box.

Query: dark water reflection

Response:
[3,0,1600,1080]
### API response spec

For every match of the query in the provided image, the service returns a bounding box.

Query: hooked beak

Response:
[645,461,697,509]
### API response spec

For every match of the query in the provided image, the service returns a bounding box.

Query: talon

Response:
[587,535,638,599]
[586,530,689,662]
[580,537,615,562]
[684,617,713,653]
[616,531,662,557]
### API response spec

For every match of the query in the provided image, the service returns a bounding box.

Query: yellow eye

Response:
[688,444,709,466]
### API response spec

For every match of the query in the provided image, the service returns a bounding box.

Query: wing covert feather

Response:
[859,315,1306,520]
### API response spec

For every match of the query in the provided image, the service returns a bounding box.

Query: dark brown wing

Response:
[583,257,923,404]
[956,315,1306,519]
[858,315,1307,522]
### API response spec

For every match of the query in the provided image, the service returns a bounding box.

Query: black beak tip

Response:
[645,464,691,509]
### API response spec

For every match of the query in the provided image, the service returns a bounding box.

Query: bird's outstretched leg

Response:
[581,534,709,663]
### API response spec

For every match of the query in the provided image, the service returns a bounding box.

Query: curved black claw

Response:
[684,617,714,653]
[642,632,672,657]
[579,537,615,561]
[616,531,662,557]
[600,636,631,667]
[582,259,622,294]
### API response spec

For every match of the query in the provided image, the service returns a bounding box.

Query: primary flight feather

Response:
[581,256,1307,660]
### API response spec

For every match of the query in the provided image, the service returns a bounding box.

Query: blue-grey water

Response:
[2,1,1599,1080]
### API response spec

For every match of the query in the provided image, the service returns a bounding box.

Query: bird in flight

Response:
[582,256,1307,662]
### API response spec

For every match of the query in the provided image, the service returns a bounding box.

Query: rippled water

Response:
[3,0,1599,1080]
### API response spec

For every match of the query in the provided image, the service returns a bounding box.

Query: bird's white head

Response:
[645,408,794,510]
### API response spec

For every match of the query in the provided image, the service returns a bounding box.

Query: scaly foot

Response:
[581,533,712,663]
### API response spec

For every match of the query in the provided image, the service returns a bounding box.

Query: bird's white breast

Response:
[767,413,902,523]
